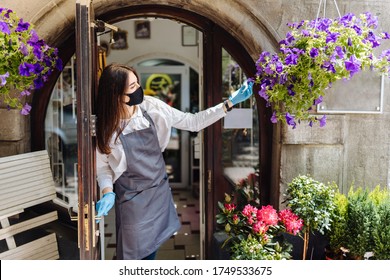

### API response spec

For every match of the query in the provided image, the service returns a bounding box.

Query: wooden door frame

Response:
[30,4,273,259]
[75,0,99,259]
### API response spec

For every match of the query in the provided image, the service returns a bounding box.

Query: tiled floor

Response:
[103,188,201,260]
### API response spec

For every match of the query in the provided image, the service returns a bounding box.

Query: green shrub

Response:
[345,187,378,259]
[328,185,390,260]
[371,196,390,259]
[328,191,348,253]
[284,175,337,259]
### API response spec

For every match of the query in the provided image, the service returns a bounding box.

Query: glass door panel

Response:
[221,48,260,204]
[45,56,78,207]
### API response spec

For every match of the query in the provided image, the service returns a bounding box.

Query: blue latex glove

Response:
[229,80,254,105]
[96,192,115,222]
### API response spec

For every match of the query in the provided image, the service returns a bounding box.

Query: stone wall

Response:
[0,109,30,156]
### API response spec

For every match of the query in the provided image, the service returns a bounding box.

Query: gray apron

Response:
[114,109,181,260]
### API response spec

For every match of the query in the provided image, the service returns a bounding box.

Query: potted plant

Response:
[252,12,390,127]
[0,8,62,115]
[284,175,337,259]
[216,193,303,260]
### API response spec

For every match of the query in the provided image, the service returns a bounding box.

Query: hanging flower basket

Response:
[253,12,390,128]
[0,8,62,115]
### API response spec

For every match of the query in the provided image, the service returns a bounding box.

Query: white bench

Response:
[0,150,60,260]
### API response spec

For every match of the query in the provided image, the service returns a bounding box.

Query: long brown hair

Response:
[95,63,139,154]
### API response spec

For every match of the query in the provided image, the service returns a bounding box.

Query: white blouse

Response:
[96,95,226,191]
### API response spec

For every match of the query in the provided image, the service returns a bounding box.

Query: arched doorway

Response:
[31,4,273,259]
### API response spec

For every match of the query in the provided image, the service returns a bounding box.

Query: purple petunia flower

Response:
[33,76,44,89]
[380,49,390,61]
[0,72,9,86]
[382,32,390,40]
[316,18,332,31]
[287,84,295,96]
[313,96,323,105]
[270,112,278,123]
[348,37,352,46]
[366,31,380,48]
[33,63,44,74]
[280,32,295,46]
[19,43,29,56]
[285,53,299,65]
[27,30,40,46]
[15,19,30,32]
[19,62,35,76]
[352,24,362,35]
[275,61,283,73]
[334,46,345,59]
[279,73,288,85]
[344,55,361,77]
[308,73,314,88]
[339,13,354,26]
[364,12,378,29]
[319,115,326,127]
[258,87,269,101]
[285,113,296,128]
[32,45,43,60]
[310,48,319,58]
[265,64,275,75]
[0,21,10,34]
[258,52,270,64]
[20,90,31,96]
[326,32,340,43]
[21,103,32,115]
[301,29,310,37]
[322,61,336,73]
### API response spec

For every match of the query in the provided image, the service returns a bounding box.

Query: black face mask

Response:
[125,86,144,106]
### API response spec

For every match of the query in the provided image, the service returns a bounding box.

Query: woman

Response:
[95,63,253,260]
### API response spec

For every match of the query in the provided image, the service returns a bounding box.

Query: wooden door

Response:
[75,0,99,260]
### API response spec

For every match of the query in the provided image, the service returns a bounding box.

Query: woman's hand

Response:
[229,80,254,105]
[96,192,115,221]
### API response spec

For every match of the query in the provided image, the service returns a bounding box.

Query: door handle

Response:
[68,203,101,250]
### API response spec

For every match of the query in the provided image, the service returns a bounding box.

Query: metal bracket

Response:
[92,20,118,33]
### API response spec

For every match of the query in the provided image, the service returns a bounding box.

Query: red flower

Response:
[224,203,236,212]
[279,208,304,235]
[232,214,239,224]
[257,205,278,226]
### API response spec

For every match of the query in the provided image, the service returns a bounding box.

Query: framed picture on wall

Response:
[135,20,150,39]
[111,29,128,50]
[181,25,198,46]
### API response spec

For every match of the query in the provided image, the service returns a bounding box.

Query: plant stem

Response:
[303,227,310,260]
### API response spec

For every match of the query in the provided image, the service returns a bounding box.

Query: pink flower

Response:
[242,204,258,218]
[279,208,303,235]
[252,221,268,235]
[257,205,278,226]
[232,214,239,224]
